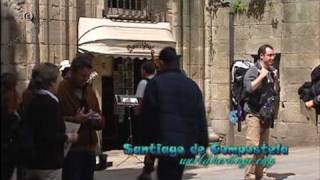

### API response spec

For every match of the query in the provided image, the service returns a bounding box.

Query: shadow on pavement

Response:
[266,172,296,180]
[183,172,198,179]
[95,168,142,179]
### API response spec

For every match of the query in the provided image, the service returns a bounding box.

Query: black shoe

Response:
[95,161,113,171]
[137,173,152,180]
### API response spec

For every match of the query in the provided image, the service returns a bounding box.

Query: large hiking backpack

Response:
[230,60,254,131]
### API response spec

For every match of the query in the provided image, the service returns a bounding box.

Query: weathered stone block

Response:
[282,67,311,84]
[212,9,229,27]
[246,39,281,54]
[13,44,28,63]
[25,21,37,44]
[235,39,247,55]
[235,26,250,40]
[212,41,228,55]
[182,28,190,45]
[48,21,65,45]
[214,26,229,40]
[210,119,230,135]
[282,54,320,68]
[190,0,203,17]
[212,83,230,100]
[277,102,309,123]
[283,84,302,102]
[39,5,48,20]
[211,68,229,83]
[68,7,78,21]
[212,55,229,68]
[283,3,297,23]
[283,23,319,37]
[204,81,212,101]
[190,27,204,48]
[211,100,229,120]
[297,1,320,22]
[39,44,49,62]
[190,65,202,79]
[190,47,204,65]
[170,11,181,27]
[190,15,203,28]
[282,37,319,54]
[251,25,274,39]
[49,0,61,6]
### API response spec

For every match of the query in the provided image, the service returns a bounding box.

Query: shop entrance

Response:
[101,58,147,150]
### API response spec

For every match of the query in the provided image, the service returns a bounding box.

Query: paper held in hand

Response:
[64,122,81,157]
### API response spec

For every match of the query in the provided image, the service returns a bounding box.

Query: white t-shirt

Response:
[135,75,155,98]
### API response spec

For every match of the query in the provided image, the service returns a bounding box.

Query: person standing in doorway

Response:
[135,61,156,180]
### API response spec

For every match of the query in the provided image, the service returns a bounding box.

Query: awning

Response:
[78,17,176,59]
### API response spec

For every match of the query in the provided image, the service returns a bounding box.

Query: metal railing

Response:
[103,0,165,22]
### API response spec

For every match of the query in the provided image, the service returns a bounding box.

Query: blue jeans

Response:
[62,151,95,180]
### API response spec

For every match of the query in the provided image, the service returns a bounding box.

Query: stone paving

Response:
[94,146,320,180]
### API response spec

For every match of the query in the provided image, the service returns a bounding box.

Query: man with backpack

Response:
[243,44,280,180]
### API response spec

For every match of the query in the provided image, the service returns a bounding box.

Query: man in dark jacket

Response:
[140,47,208,180]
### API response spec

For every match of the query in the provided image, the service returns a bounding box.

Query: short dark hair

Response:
[159,47,179,64]
[141,61,156,75]
[258,44,274,57]
[31,63,59,90]
[71,53,93,72]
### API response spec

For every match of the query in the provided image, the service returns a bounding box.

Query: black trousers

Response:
[142,154,156,174]
[157,157,185,180]
[62,151,95,180]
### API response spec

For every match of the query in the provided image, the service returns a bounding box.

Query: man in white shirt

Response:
[136,63,156,98]
[135,61,156,180]
[135,62,156,114]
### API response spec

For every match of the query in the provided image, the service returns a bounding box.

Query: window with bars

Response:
[104,0,154,21]
[107,0,142,10]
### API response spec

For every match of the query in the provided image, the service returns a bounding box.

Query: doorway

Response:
[101,58,147,150]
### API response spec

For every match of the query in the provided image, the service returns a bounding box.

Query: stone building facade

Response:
[1,0,319,146]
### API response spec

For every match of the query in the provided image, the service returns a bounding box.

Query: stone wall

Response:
[1,0,319,146]
[164,0,319,146]
[171,0,320,146]
[1,0,100,94]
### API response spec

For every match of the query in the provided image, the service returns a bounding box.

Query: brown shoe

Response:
[244,173,256,180]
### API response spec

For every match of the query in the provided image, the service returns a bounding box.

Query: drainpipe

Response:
[227,10,235,146]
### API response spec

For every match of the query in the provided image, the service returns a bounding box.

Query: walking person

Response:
[23,63,78,180]
[58,53,105,180]
[243,44,280,180]
[140,47,209,180]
